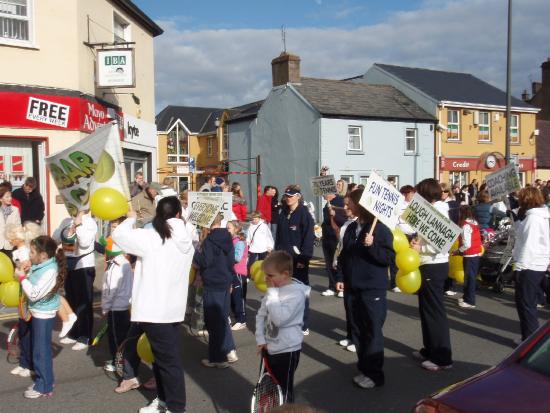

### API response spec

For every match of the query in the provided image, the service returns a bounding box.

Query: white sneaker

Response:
[353,374,376,389]
[536,304,545,309]
[10,366,31,377]
[339,339,351,347]
[346,344,356,353]
[59,313,77,338]
[201,359,229,368]
[231,322,247,331]
[458,301,476,309]
[139,397,167,413]
[337,291,344,298]
[391,287,401,293]
[421,360,453,371]
[321,289,335,297]
[302,329,310,336]
[71,342,89,351]
[59,337,77,345]
[227,350,239,363]
[104,360,116,372]
[445,290,457,296]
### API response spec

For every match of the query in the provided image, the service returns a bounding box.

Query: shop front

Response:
[122,114,157,185]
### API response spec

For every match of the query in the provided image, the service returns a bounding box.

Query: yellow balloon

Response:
[0,252,14,283]
[1,281,20,308]
[189,267,196,286]
[250,260,263,281]
[392,228,409,253]
[449,255,463,272]
[451,270,465,284]
[396,269,422,294]
[0,283,6,303]
[255,281,268,293]
[90,188,129,221]
[137,333,155,364]
[396,249,421,273]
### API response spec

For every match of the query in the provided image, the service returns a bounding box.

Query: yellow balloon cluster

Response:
[448,254,465,284]
[250,260,267,292]
[90,188,129,221]
[396,269,422,293]
[392,229,421,294]
[137,333,155,364]
[0,252,18,308]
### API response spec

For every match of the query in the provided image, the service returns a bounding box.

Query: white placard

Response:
[311,175,337,197]
[188,197,223,228]
[359,171,405,229]
[97,49,135,88]
[486,163,521,200]
[188,192,233,222]
[401,193,461,253]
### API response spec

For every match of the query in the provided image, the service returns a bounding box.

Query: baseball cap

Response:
[284,188,301,197]
[215,177,225,185]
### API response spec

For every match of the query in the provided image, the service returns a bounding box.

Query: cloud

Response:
[153,0,550,112]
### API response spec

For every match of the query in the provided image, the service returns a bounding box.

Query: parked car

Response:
[412,319,550,413]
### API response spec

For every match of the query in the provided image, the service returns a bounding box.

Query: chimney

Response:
[271,52,301,87]
[522,89,530,102]
[540,58,550,121]
[532,81,542,96]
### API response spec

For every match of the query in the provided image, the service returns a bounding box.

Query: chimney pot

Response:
[271,52,301,87]
[522,89,530,101]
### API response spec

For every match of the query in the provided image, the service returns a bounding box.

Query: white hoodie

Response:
[255,279,311,355]
[101,254,133,314]
[247,220,274,253]
[112,217,194,323]
[512,206,550,271]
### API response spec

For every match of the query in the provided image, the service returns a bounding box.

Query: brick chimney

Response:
[271,53,301,87]
[540,58,550,120]
[522,89,530,102]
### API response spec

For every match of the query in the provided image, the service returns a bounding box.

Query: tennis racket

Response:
[251,350,283,413]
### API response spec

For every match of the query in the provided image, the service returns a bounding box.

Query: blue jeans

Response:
[462,256,480,305]
[18,318,33,370]
[203,289,235,362]
[32,317,55,394]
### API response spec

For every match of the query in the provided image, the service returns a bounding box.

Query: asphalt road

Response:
[0,255,548,413]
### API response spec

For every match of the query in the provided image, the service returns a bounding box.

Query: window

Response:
[510,114,520,144]
[0,0,32,46]
[113,13,130,43]
[447,110,460,141]
[449,171,468,188]
[478,111,490,142]
[359,176,369,186]
[347,126,362,151]
[207,137,214,157]
[340,175,354,184]
[387,175,399,188]
[168,176,189,193]
[222,126,229,159]
[166,123,189,163]
[405,128,417,154]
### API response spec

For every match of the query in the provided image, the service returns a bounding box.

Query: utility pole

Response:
[505,0,512,165]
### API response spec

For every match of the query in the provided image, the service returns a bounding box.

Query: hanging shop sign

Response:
[97,49,135,88]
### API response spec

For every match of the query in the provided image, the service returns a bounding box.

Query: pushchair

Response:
[478,221,515,293]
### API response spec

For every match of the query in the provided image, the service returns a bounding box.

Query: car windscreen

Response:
[521,332,550,378]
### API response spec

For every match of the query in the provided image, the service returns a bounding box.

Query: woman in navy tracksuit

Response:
[275,185,315,333]
[336,189,394,389]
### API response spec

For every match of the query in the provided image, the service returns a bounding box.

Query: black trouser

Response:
[122,322,186,413]
[203,288,235,362]
[321,237,338,291]
[107,310,131,361]
[247,251,268,275]
[462,256,480,305]
[266,350,301,403]
[293,259,310,331]
[444,277,455,292]
[389,262,397,290]
[418,263,453,366]
[230,274,247,324]
[515,269,545,340]
[343,287,356,342]
[65,267,95,343]
[349,289,386,386]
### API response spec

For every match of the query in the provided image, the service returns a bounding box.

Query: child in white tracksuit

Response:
[246,212,274,273]
[255,251,310,403]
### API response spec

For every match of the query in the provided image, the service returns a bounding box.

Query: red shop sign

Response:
[440,157,477,171]
[0,91,123,134]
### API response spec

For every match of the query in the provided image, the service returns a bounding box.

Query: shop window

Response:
[347,126,362,152]
[510,114,520,144]
[449,171,468,188]
[0,0,33,47]
[113,12,131,43]
[405,128,417,154]
[447,109,460,141]
[167,123,189,163]
[478,111,490,142]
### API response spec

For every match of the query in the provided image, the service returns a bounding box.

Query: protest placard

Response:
[359,171,404,230]
[46,123,129,216]
[188,197,223,227]
[486,163,521,200]
[311,175,337,197]
[188,192,233,222]
[401,193,461,253]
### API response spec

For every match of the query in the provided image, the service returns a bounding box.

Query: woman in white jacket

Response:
[112,196,194,413]
[512,187,550,341]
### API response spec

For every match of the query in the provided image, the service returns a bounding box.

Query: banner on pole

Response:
[311,175,337,197]
[486,163,521,200]
[401,193,461,253]
[46,123,129,216]
[188,197,223,228]
[188,192,233,222]
[359,171,405,230]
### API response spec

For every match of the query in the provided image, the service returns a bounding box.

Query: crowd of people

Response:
[3,170,549,413]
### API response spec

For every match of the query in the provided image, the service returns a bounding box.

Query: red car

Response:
[412,320,550,413]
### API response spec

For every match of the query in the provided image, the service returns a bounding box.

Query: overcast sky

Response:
[133,0,550,113]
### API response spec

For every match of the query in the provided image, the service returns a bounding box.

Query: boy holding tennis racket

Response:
[255,251,311,404]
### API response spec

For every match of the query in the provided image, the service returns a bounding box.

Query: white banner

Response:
[401,193,461,253]
[188,197,223,228]
[486,163,521,200]
[311,175,337,197]
[359,171,405,230]
[46,123,129,216]
[188,192,234,222]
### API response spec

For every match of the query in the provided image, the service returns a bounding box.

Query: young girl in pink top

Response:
[227,221,248,331]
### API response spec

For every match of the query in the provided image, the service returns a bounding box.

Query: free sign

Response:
[26,97,70,128]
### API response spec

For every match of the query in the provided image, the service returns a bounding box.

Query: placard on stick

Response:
[401,193,461,253]
[188,198,223,228]
[486,163,521,200]
[311,175,337,197]
[359,171,404,230]
[188,192,233,221]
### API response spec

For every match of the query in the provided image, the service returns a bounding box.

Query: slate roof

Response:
[373,63,534,109]
[226,100,264,123]
[293,77,436,121]
[537,120,550,168]
[155,106,223,134]
[112,0,163,37]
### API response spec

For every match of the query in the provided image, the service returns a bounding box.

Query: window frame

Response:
[207,137,215,157]
[405,128,417,155]
[449,171,469,188]
[478,111,491,142]
[166,122,189,164]
[447,109,460,141]
[113,12,131,43]
[347,126,363,152]
[510,114,520,144]
[0,0,34,48]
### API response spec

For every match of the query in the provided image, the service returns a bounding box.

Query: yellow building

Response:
[156,106,228,191]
